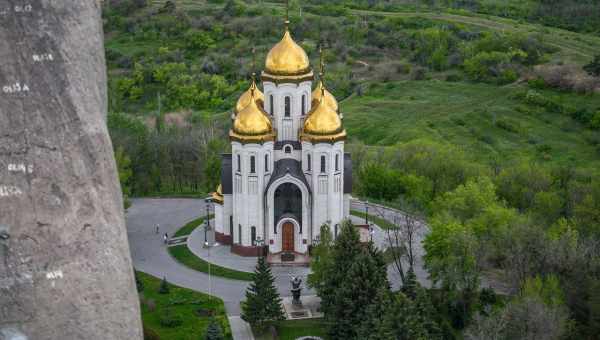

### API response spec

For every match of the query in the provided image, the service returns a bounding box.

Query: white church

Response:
[210,20,352,262]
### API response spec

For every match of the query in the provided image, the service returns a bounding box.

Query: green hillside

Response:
[343,80,600,172]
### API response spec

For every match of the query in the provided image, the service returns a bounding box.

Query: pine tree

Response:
[158,276,170,294]
[402,266,419,300]
[205,317,224,340]
[241,256,285,330]
[323,222,389,339]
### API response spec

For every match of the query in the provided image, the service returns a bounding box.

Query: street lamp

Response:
[204,240,211,301]
[204,198,211,245]
[365,200,369,225]
[369,223,375,243]
[255,236,265,258]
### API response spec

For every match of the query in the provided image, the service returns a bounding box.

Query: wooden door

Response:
[282,222,294,252]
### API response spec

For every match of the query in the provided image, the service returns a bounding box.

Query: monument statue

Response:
[290,275,303,306]
[0,1,143,339]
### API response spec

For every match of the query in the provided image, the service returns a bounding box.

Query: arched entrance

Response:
[282,222,294,252]
[274,182,302,226]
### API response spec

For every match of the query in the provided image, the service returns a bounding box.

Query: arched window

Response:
[335,154,339,171]
[269,95,274,115]
[284,96,291,117]
[284,146,292,154]
[301,94,306,115]
[265,154,269,172]
[251,226,256,246]
[250,156,256,174]
[320,155,326,173]
[307,154,311,171]
[237,154,241,172]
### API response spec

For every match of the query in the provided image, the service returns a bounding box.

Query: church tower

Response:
[212,15,352,260]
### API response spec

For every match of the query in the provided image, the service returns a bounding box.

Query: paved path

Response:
[228,316,255,340]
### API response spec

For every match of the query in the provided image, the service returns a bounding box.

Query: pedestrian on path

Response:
[155,223,159,234]
[163,233,168,245]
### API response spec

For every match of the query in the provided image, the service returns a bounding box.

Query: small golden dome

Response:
[235,80,264,113]
[230,91,276,143]
[211,184,224,205]
[301,89,346,143]
[312,80,338,113]
[265,28,310,76]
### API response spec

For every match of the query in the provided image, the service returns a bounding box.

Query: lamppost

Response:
[369,223,375,243]
[365,200,369,225]
[204,198,211,245]
[255,236,265,258]
[204,240,211,301]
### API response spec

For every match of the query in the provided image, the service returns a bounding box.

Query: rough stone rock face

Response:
[0,1,143,339]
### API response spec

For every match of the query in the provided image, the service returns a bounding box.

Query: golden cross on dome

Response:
[285,0,290,29]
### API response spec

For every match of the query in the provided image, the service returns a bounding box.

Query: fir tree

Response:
[158,276,170,294]
[241,256,285,330]
[204,317,224,340]
[402,266,419,300]
[322,222,389,339]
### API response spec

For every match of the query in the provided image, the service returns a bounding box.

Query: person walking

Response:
[163,233,168,245]
[155,223,159,234]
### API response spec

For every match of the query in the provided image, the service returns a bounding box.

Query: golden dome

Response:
[301,89,346,143]
[312,80,338,113]
[230,91,276,143]
[211,184,224,205]
[265,28,310,76]
[235,80,264,113]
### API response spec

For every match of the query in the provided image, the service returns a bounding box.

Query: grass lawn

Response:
[137,271,232,339]
[253,319,328,340]
[168,244,253,281]
[174,215,214,238]
[343,80,600,173]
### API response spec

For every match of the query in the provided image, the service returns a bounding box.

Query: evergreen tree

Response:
[307,223,334,294]
[204,317,224,340]
[241,256,285,330]
[158,276,170,294]
[322,221,389,339]
[402,266,419,299]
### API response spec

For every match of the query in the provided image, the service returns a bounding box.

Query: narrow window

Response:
[335,154,339,171]
[285,146,291,154]
[238,224,242,244]
[320,155,326,173]
[229,216,233,237]
[265,154,269,172]
[301,95,306,115]
[284,96,291,117]
[237,154,241,172]
[307,154,311,171]
[250,156,256,174]
[251,226,256,246]
[270,95,274,115]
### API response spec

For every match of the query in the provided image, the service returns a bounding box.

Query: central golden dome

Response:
[265,28,310,76]
[230,91,276,143]
[235,79,264,113]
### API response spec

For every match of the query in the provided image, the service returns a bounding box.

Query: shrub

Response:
[496,118,521,133]
[159,308,183,328]
[159,276,170,294]
[410,67,427,80]
[584,55,600,77]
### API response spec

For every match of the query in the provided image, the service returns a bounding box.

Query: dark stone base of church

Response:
[231,244,266,257]
[215,232,232,245]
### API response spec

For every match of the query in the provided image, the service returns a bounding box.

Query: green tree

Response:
[205,317,224,340]
[584,55,600,76]
[241,256,285,331]
[307,223,334,294]
[321,222,389,339]
[114,146,133,209]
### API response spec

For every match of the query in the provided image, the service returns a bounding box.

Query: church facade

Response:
[211,21,352,259]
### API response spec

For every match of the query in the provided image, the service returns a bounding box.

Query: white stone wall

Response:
[263,81,312,142]
[214,203,223,235]
[231,141,274,247]
[302,141,346,242]
[222,194,233,235]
